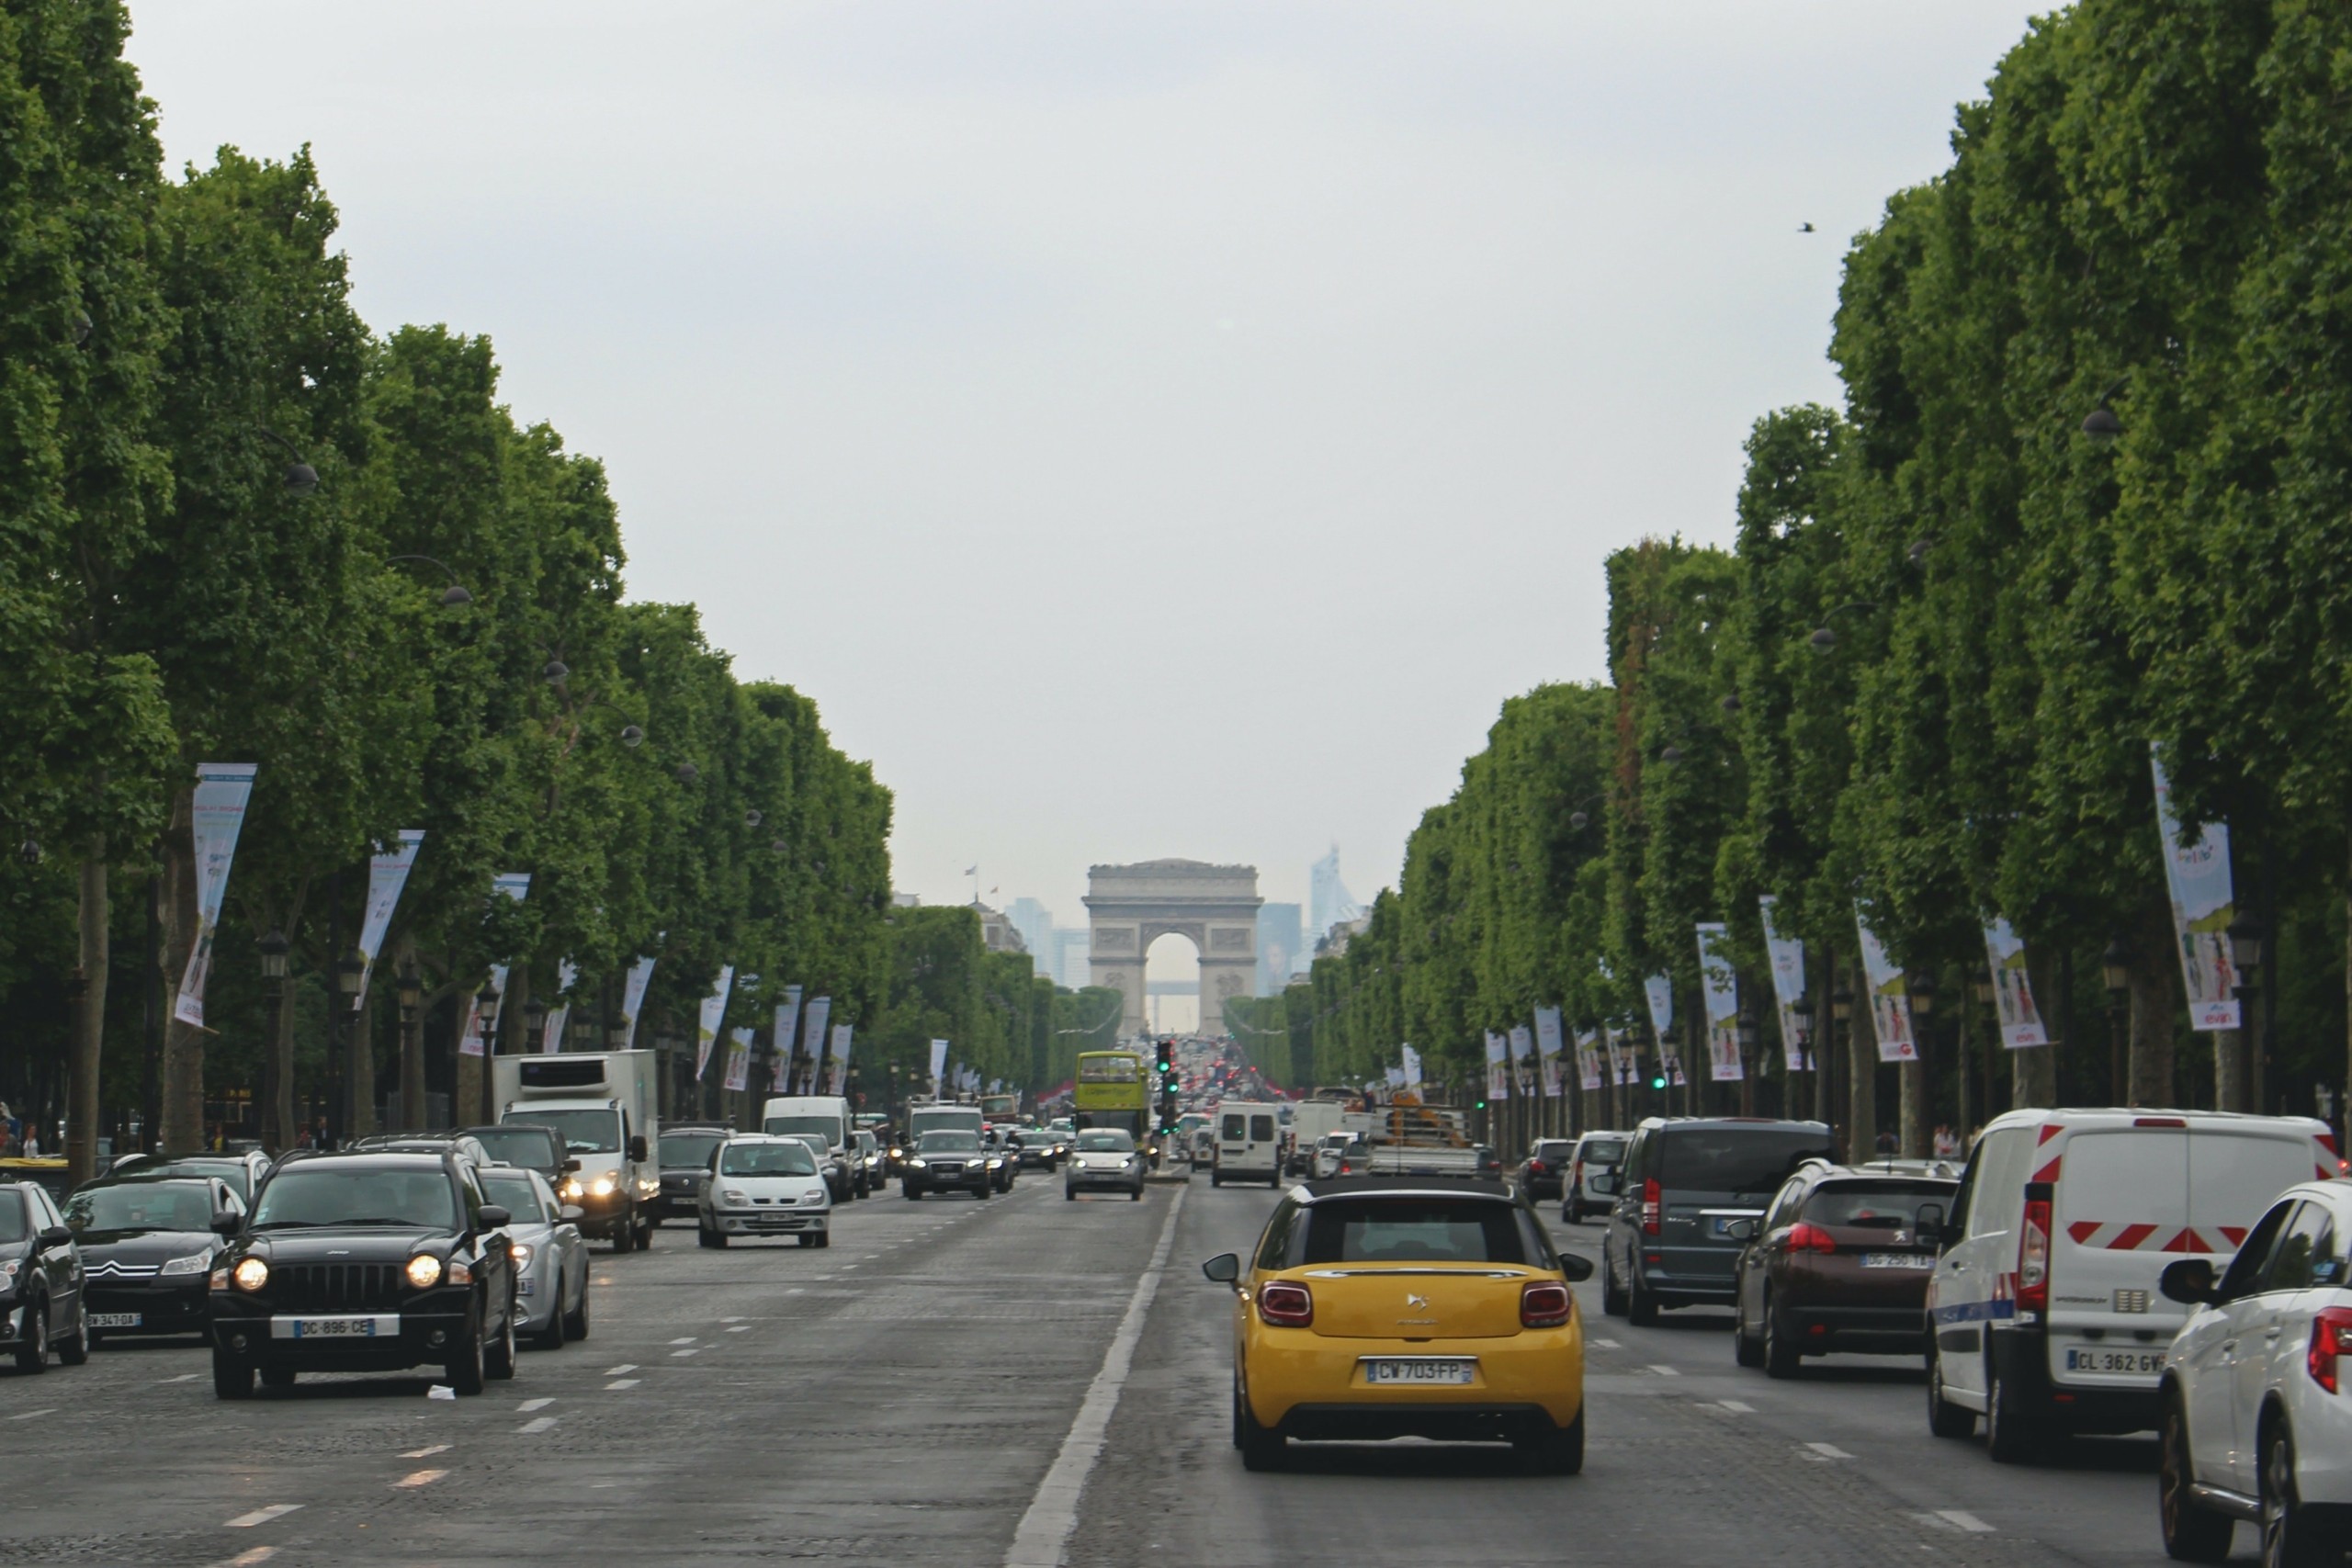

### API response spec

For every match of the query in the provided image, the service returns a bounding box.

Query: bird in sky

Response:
[1799,221,1816,232]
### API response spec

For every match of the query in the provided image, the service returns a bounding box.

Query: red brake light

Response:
[1521,1280,1573,1328]
[1527,1160,1546,1175]
[1786,1222,1837,1255]
[2018,1197,2052,1314]
[1258,1280,1313,1327]
[2309,1308,2352,1394]
[1642,1177,1662,1237]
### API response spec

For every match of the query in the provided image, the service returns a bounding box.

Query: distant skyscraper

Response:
[1309,845,1360,948]
[1051,929,1091,991]
[1006,897,1055,961]
[1257,903,1302,995]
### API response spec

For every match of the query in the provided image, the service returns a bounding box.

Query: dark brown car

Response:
[1729,1161,1956,1378]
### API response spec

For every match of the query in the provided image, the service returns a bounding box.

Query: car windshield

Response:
[1319,1134,1354,1148]
[1659,1128,1832,1195]
[480,1171,550,1224]
[1533,1142,1576,1162]
[662,1132,727,1170]
[251,1167,459,1230]
[66,1182,213,1233]
[919,1133,980,1153]
[1580,1139,1626,1166]
[720,1144,820,1177]
[1077,1132,1134,1153]
[1301,1199,1533,1265]
[513,1109,621,1156]
[1805,1180,1954,1229]
[467,1127,559,1168]
[0,1193,25,1243]
[138,1160,253,1200]
[763,1115,842,1143]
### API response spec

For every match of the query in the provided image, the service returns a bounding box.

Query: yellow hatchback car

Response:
[1203,1178,1591,1472]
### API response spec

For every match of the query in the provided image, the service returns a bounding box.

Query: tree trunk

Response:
[490,966,530,1123]
[66,835,107,1184]
[1815,947,1835,1126]
[2215,1028,2245,1112]
[1849,970,1878,1161]
[266,971,296,1153]
[348,996,378,1138]
[1901,1058,1925,1158]
[157,785,206,1155]
[2128,948,2175,1109]
[398,943,425,1133]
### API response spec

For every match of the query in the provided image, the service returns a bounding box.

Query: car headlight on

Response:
[508,1242,534,1267]
[232,1257,269,1292]
[907,1158,926,1168]
[404,1254,444,1290]
[559,1178,582,1201]
[160,1249,212,1276]
[589,1176,616,1198]
[722,1190,748,1205]
[888,1147,903,1159]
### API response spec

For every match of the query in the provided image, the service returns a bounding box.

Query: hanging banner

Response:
[1981,918,2050,1049]
[695,965,734,1081]
[1508,1024,1532,1066]
[352,829,425,1010]
[793,996,831,1092]
[1696,922,1744,1082]
[1760,895,1813,1071]
[458,964,507,1058]
[617,956,655,1051]
[829,1023,854,1095]
[1575,1027,1604,1092]
[2151,748,2242,1032]
[1485,1032,1510,1100]
[1534,1008,1565,1099]
[1385,1066,1406,1090]
[771,985,805,1092]
[1400,1043,1423,1089]
[1644,975,1674,1039]
[172,762,260,1028]
[723,1026,752,1091]
[929,1037,950,1087]
[1853,905,1918,1062]
[537,958,579,1054]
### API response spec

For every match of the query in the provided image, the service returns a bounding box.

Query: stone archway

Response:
[1083,860,1262,1039]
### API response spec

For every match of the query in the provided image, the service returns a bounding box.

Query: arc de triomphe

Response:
[1083,860,1262,1039]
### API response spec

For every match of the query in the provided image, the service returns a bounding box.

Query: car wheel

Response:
[541,1280,569,1349]
[563,1281,590,1342]
[446,1308,488,1396]
[2161,1393,2233,1562]
[485,1299,518,1381]
[813,1232,830,1249]
[1983,1361,2041,1464]
[1237,1381,1286,1472]
[211,1348,252,1400]
[11,1298,46,1373]
[260,1365,297,1390]
[904,1188,922,1201]
[1734,1303,1765,1369]
[2263,1420,2335,1568]
[1065,1188,1076,1201]
[1928,1348,1974,1438]
[1517,1409,1584,1476]
[55,1301,87,1367]
[635,1216,655,1250]
[1211,1171,1222,1188]
[1600,1250,1627,1317]
[1761,1296,1800,1379]
[707,1228,729,1249]
[977,1184,991,1201]
[1130,1186,1142,1201]
[1627,1267,1659,1329]
[797,1233,818,1247]
[1562,1201,1580,1225]
[612,1215,635,1255]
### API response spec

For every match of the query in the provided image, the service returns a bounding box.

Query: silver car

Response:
[1064,1129,1146,1201]
[479,1166,590,1348]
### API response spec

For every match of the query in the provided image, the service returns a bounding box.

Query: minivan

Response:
[1213,1103,1283,1188]
[1563,1131,1627,1224]
[1598,1116,1836,1325]
[1923,1107,2339,1462]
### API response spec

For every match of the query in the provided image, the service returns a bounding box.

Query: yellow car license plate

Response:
[1363,1358,1475,1385]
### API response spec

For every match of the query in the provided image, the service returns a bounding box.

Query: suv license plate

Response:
[290,1316,381,1339]
[1861,1254,1933,1269]
[2064,1347,2165,1374]
[86,1313,141,1329]
[1363,1359,1475,1385]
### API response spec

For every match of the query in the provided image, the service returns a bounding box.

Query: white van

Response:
[1925,1107,2339,1461]
[761,1095,862,1201]
[1212,1102,1283,1188]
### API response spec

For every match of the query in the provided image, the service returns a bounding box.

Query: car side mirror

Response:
[1588,1172,1620,1197]
[209,1213,241,1238]
[628,1135,649,1163]
[39,1224,72,1247]
[1723,1218,1758,1243]
[563,1157,582,1175]
[2160,1258,2220,1306]
[1559,1254,1595,1282]
[1202,1252,1241,1285]
[559,1204,584,1224]
[477,1205,512,1229]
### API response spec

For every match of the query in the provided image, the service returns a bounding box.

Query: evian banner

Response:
[797,997,831,1091]
[1760,895,1812,1072]
[1575,1027,1604,1092]
[540,959,579,1054]
[829,1023,854,1095]
[1533,1007,1565,1099]
[458,874,532,1056]
[723,1027,752,1092]
[1696,922,1743,1082]
[772,985,805,1092]
[1982,918,2051,1049]
[2151,748,2242,1032]
[617,956,656,1051]
[929,1037,950,1087]
[695,965,734,1081]
[353,829,424,1010]
[172,762,259,1029]
[1853,905,1918,1062]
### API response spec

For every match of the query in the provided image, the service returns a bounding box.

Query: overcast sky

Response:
[128,1,2041,945]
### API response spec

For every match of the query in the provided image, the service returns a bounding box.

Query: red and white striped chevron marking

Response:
[2064,1221,2249,1252]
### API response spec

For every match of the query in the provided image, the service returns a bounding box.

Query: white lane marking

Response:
[398,1443,450,1459]
[605,1363,637,1375]
[1646,1364,1679,1377]
[667,1337,696,1346]
[391,1469,446,1489]
[784,1289,804,1297]
[671,1348,700,1358]
[1003,1182,1187,1568]
[1719,1400,1755,1414]
[726,1325,750,1332]
[518,1416,557,1434]
[721,1315,743,1323]
[517,1398,553,1412]
[1589,1337,1621,1348]
[605,1378,640,1390]
[8,1408,56,1421]
[208,1550,277,1567]
[224,1504,303,1529]
[161,1372,201,1383]
[1938,1510,1995,1533]
[1805,1442,1852,1460]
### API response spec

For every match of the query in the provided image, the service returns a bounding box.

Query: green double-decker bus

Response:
[1072,1050,1148,1139]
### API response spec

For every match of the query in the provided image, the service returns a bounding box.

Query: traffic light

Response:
[1154,1038,1179,1131]
[1650,1072,1668,1089]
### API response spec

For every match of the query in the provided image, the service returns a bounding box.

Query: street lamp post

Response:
[2228,912,2265,1115]
[1830,986,1854,1159]
[475,979,503,1125]
[259,929,290,1150]
[1735,1001,1758,1118]
[2102,935,2131,1108]
[1905,973,1936,1159]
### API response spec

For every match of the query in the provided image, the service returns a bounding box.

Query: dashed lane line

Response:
[391,1469,446,1490]
[160,1372,200,1383]
[518,1416,557,1434]
[517,1398,554,1412]
[1804,1442,1853,1460]
[605,1379,640,1390]
[1646,1364,1679,1377]
[604,1364,637,1375]
[8,1408,56,1421]
[667,1337,696,1346]
[1589,1337,1621,1348]
[671,1348,700,1358]
[1719,1400,1755,1414]
[204,1549,276,1567]
[1938,1510,1995,1533]
[398,1444,450,1459]
[223,1505,303,1529]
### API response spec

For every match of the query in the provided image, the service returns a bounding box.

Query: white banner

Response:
[617,955,656,1051]
[353,829,424,1010]
[1982,918,2051,1049]
[1400,1043,1423,1089]
[1534,1008,1564,1099]
[1761,894,1812,1071]
[1507,1024,1532,1065]
[1644,975,1674,1038]
[695,965,734,1081]
[929,1037,950,1087]
[1853,905,1918,1062]
[1485,1032,1510,1100]
[771,985,805,1092]
[1696,922,1742,1081]
[723,1026,752,1092]
[797,997,832,1093]
[2151,748,2242,1032]
[172,762,259,1028]
[1575,1027,1603,1092]
[458,964,507,1058]
[539,958,579,1054]
[829,1023,853,1095]
[1386,1066,1406,1090]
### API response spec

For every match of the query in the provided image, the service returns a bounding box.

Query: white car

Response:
[1310,1134,1359,1179]
[478,1165,590,1347]
[2157,1179,2352,1564]
[696,1135,832,1248]
[1064,1130,1146,1201]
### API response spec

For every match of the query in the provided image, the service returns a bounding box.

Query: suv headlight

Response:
[404,1254,444,1290]
[160,1249,211,1276]
[508,1242,534,1267]
[232,1257,269,1292]
[589,1176,616,1198]
[559,1178,583,1201]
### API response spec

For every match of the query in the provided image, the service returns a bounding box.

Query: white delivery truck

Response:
[761,1094,862,1201]
[1212,1102,1285,1188]
[495,1051,660,1253]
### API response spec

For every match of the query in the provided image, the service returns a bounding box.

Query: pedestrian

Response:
[18,1125,38,1159]
[1933,1122,1960,1159]
[295,1122,314,1150]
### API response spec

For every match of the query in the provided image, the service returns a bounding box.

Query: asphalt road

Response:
[0,1172,2198,1567]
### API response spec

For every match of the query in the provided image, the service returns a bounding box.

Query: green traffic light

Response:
[1651,1076,1667,1089]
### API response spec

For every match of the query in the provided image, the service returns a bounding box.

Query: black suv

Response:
[208,1150,519,1399]
[1598,1116,1835,1326]
[653,1123,733,1224]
